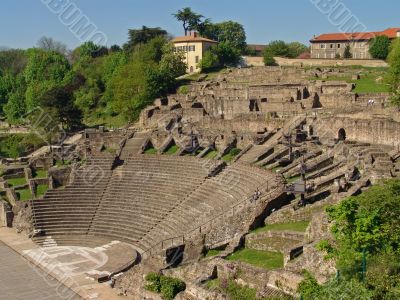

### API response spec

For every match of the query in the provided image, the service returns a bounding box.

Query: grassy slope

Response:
[252,220,310,234]
[226,248,284,270]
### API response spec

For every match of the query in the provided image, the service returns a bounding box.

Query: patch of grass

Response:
[36,184,49,197]
[205,249,223,257]
[270,166,281,173]
[353,73,389,93]
[16,188,33,201]
[144,147,157,154]
[222,148,242,163]
[252,221,310,234]
[312,69,390,93]
[84,113,127,129]
[287,175,301,183]
[205,149,218,159]
[102,146,117,154]
[205,278,220,290]
[7,177,26,187]
[226,248,283,270]
[177,85,190,94]
[164,145,179,155]
[55,160,72,167]
[33,169,47,178]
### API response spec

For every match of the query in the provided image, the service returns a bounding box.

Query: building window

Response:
[188,45,196,51]
[320,44,326,49]
[337,44,341,48]
[330,44,334,48]
[195,56,199,63]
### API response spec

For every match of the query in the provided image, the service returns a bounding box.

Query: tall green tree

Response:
[204,21,247,52]
[343,45,352,59]
[287,42,309,58]
[173,7,204,36]
[264,40,290,57]
[387,38,400,107]
[123,26,168,52]
[369,35,391,60]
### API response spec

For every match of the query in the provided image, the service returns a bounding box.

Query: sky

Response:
[1,0,399,49]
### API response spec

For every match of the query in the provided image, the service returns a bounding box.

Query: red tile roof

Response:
[311,27,400,42]
[172,36,218,44]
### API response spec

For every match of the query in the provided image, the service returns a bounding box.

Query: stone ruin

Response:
[2,65,400,299]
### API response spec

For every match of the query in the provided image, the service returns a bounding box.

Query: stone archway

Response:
[338,128,346,141]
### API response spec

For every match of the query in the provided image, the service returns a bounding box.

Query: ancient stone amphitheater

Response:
[2,66,400,299]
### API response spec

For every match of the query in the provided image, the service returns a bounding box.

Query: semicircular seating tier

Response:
[31,154,280,252]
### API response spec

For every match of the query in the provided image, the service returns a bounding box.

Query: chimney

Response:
[190,31,198,38]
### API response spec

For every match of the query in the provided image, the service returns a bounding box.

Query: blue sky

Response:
[1,0,399,49]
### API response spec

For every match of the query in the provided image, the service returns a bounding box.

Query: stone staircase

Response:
[119,131,150,159]
[238,115,306,164]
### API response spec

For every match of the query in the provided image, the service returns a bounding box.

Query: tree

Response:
[173,7,204,36]
[343,45,352,59]
[212,42,241,66]
[320,180,400,298]
[200,50,219,72]
[387,38,400,107]
[123,26,168,52]
[369,35,391,60]
[207,21,247,52]
[263,50,277,66]
[158,43,187,78]
[37,37,68,56]
[287,42,309,58]
[39,83,82,130]
[265,40,290,57]
[0,49,28,75]
[110,45,122,52]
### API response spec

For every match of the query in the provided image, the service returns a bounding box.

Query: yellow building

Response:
[172,32,217,73]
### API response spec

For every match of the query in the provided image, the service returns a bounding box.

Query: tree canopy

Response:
[0,25,187,128]
[369,35,391,60]
[173,7,204,36]
[299,180,400,299]
[386,38,400,107]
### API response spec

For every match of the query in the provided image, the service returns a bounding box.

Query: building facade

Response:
[172,32,217,73]
[310,28,400,59]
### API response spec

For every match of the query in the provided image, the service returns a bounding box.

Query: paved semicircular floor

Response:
[0,241,82,300]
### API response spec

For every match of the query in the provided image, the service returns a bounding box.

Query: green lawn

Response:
[144,147,157,154]
[16,188,33,201]
[312,69,390,93]
[252,220,310,234]
[7,177,27,187]
[164,145,179,155]
[353,73,390,93]
[222,148,241,163]
[33,169,47,178]
[226,248,283,270]
[204,150,218,159]
[205,249,223,257]
[36,184,49,197]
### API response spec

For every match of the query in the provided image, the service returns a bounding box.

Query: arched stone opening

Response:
[338,128,346,141]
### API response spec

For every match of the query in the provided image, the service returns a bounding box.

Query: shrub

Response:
[263,50,277,66]
[369,35,391,60]
[145,273,186,300]
[343,45,352,59]
[200,50,219,72]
